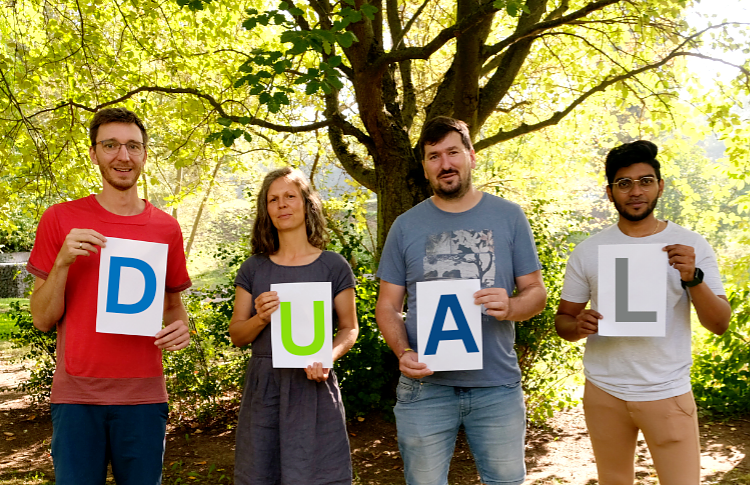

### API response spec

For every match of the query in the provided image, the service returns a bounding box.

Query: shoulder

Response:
[575,225,618,249]
[481,192,522,211]
[240,254,269,270]
[395,198,436,222]
[146,202,181,227]
[319,251,352,270]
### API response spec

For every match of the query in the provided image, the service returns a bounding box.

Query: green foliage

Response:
[3,300,56,403]
[327,208,398,416]
[164,241,250,423]
[691,286,750,417]
[0,209,36,252]
[516,201,583,423]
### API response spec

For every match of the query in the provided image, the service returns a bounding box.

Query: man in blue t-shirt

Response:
[376,116,547,485]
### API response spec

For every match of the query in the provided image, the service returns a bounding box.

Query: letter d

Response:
[106,257,157,314]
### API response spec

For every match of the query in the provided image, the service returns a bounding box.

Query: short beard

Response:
[613,196,659,222]
[431,170,471,200]
[99,165,140,192]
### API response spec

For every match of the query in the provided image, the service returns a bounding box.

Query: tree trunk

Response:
[373,130,431,257]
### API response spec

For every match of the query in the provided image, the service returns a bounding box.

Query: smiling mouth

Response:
[114,167,132,173]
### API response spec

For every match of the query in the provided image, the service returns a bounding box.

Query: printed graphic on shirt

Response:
[424,230,495,287]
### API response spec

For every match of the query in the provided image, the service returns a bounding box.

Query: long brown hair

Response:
[251,167,329,255]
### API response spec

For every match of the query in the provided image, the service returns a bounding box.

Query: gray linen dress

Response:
[233,252,355,485]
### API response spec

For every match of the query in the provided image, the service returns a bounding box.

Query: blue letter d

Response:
[106,257,157,314]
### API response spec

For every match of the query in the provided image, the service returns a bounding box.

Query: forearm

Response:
[554,313,584,342]
[690,284,731,335]
[163,293,189,326]
[229,314,268,348]
[376,307,410,357]
[29,266,69,332]
[332,327,359,362]
[507,284,547,322]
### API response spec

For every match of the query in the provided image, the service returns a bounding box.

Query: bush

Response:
[4,300,56,402]
[691,286,750,417]
[516,201,583,423]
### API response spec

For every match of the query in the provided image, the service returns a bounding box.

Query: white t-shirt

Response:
[561,222,725,401]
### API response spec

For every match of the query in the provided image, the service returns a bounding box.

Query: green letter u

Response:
[280,301,326,356]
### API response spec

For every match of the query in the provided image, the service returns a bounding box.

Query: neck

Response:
[95,185,145,216]
[617,215,662,238]
[273,229,320,264]
[431,187,483,213]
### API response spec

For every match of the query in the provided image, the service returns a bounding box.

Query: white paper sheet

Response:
[96,237,168,336]
[416,279,483,372]
[271,282,333,368]
[598,244,667,337]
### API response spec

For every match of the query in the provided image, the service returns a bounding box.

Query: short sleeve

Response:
[234,257,257,295]
[512,207,543,278]
[695,236,725,297]
[560,246,591,304]
[27,206,64,279]
[328,252,356,296]
[165,225,191,293]
[376,216,406,286]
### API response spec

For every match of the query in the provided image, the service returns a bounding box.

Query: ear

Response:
[606,184,613,202]
[89,145,99,166]
[470,149,476,169]
[657,178,664,197]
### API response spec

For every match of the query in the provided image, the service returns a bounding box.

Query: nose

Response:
[629,181,645,196]
[116,143,131,160]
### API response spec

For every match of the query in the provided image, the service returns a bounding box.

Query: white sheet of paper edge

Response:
[96,237,168,337]
[270,282,333,368]
[416,279,483,371]
[597,244,667,337]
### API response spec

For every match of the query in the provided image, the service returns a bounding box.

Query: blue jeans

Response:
[51,403,168,485]
[394,376,526,485]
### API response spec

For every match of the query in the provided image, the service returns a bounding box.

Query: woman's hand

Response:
[254,291,280,324]
[305,362,330,382]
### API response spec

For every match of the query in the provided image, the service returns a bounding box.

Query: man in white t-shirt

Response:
[555,140,731,485]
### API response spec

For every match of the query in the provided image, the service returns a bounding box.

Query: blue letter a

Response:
[106,257,157,314]
[424,294,479,355]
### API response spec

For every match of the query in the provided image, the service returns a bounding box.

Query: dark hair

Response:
[89,108,148,146]
[251,167,329,255]
[418,116,473,160]
[605,140,661,184]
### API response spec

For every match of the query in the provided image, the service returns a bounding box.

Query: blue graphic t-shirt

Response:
[377,193,541,387]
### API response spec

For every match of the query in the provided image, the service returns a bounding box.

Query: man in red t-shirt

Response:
[27,107,192,485]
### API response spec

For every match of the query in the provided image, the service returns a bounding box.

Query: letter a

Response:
[424,294,479,356]
[280,301,325,356]
[615,258,657,322]
[106,257,157,314]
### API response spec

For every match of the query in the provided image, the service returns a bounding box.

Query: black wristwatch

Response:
[681,268,704,289]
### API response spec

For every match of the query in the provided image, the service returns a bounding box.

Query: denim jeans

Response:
[51,403,168,485]
[394,376,526,485]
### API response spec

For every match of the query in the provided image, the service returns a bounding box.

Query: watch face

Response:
[682,268,704,288]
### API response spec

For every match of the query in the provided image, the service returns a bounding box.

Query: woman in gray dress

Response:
[229,167,359,485]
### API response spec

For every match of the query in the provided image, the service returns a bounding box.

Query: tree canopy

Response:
[1,0,749,252]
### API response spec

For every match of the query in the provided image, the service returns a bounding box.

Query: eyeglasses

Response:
[610,176,658,192]
[95,139,146,156]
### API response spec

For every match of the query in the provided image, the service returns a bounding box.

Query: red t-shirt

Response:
[27,195,191,405]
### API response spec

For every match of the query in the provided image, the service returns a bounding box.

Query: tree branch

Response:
[370,0,499,73]
[474,50,692,151]
[19,86,331,133]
